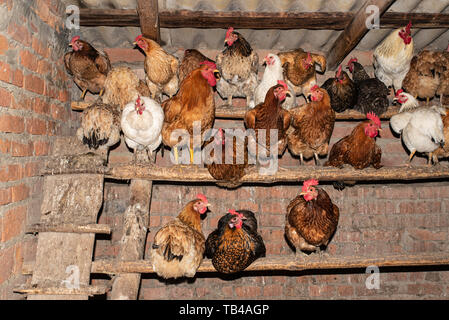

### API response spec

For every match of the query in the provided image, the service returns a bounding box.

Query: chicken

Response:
[102,66,151,110]
[402,51,441,105]
[205,128,249,189]
[121,95,164,162]
[394,89,420,113]
[64,36,111,99]
[178,49,215,84]
[321,65,357,113]
[215,27,259,108]
[432,109,449,163]
[161,61,219,163]
[437,46,449,105]
[253,53,296,110]
[347,58,390,116]
[76,99,120,153]
[390,104,445,165]
[285,180,339,255]
[278,48,326,100]
[287,86,335,165]
[325,112,382,170]
[150,194,210,279]
[205,209,265,274]
[244,81,292,158]
[373,22,414,92]
[134,35,179,101]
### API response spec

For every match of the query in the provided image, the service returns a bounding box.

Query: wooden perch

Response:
[26,223,111,235]
[72,101,400,121]
[90,253,449,274]
[14,285,109,296]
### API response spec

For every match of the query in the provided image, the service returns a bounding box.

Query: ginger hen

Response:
[278,48,326,100]
[161,61,219,163]
[150,194,210,279]
[134,35,179,101]
[244,81,292,158]
[287,85,335,165]
[205,210,265,274]
[285,180,339,256]
[64,36,111,99]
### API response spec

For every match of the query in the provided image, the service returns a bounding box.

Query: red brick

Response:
[0,164,22,182]
[51,104,67,121]
[19,50,38,72]
[0,188,12,205]
[33,97,49,114]
[0,246,14,285]
[24,74,44,95]
[11,184,29,202]
[263,284,283,297]
[168,287,194,299]
[32,37,49,59]
[26,118,47,135]
[0,114,24,133]
[0,87,11,107]
[7,22,31,47]
[0,139,11,154]
[1,205,26,242]
[0,35,8,55]
[235,286,261,298]
[0,61,11,82]
[141,287,168,300]
[33,140,49,156]
[11,141,33,157]
[408,228,447,241]
[11,69,24,87]
[24,162,39,178]
[337,285,355,297]
[104,48,145,64]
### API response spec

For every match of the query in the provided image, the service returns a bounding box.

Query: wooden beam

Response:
[14,285,109,296]
[91,253,449,274]
[71,101,401,121]
[327,0,396,71]
[76,9,449,30]
[26,223,111,234]
[137,0,160,42]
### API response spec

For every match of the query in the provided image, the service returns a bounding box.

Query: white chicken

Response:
[373,22,414,93]
[121,95,164,162]
[253,53,296,110]
[390,92,446,165]
[394,89,420,113]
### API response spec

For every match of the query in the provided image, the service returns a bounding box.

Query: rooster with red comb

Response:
[285,179,339,256]
[215,27,259,108]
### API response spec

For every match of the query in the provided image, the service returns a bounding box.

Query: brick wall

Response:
[90,47,449,299]
[0,0,73,299]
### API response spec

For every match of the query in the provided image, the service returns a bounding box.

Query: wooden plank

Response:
[137,0,160,42]
[327,0,396,70]
[76,9,449,30]
[26,223,111,235]
[71,101,401,120]
[91,253,449,274]
[14,285,109,296]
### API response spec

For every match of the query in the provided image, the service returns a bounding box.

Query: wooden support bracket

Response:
[137,0,160,42]
[26,223,111,235]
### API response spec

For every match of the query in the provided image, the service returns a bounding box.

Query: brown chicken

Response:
[278,48,326,99]
[149,194,210,279]
[64,36,111,99]
[178,49,215,84]
[437,47,449,105]
[76,99,121,153]
[244,81,292,158]
[285,180,339,255]
[287,86,335,165]
[101,66,151,110]
[205,128,249,189]
[134,35,179,101]
[205,209,265,274]
[433,109,449,163]
[403,51,441,105]
[321,65,357,113]
[161,61,219,163]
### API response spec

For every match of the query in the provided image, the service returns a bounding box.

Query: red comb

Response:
[395,89,404,97]
[306,52,312,63]
[277,80,288,90]
[311,85,320,91]
[134,34,143,42]
[200,60,217,70]
[196,193,208,204]
[302,179,319,192]
[405,21,412,33]
[226,27,234,38]
[70,36,80,43]
[347,58,358,66]
[367,112,381,128]
[229,209,244,218]
[336,65,342,78]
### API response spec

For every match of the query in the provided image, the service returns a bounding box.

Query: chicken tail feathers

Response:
[156,238,183,262]
[83,130,108,150]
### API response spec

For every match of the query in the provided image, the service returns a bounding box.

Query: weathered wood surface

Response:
[14,285,110,296]
[137,0,160,42]
[91,252,449,274]
[26,223,111,235]
[72,101,401,120]
[327,0,396,70]
[76,9,449,29]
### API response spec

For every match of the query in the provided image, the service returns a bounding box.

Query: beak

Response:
[206,203,211,207]
[299,192,306,196]
[213,69,221,80]
[285,90,292,98]
[307,95,312,102]
[133,42,137,46]
[69,43,73,47]
[440,141,445,148]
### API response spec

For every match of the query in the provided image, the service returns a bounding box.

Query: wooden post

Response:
[327,0,396,70]
[137,0,160,42]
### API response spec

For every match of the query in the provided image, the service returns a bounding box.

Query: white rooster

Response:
[391,90,446,165]
[253,53,296,110]
[373,22,414,93]
[121,95,164,162]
